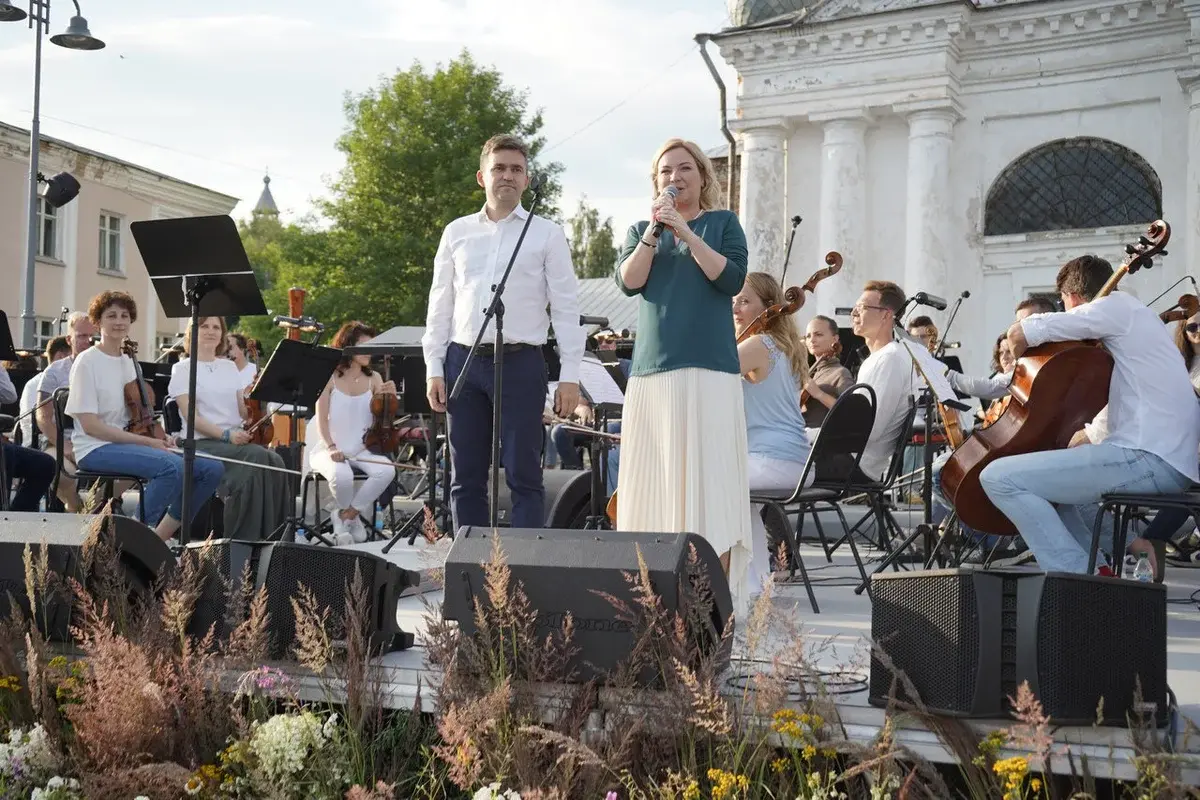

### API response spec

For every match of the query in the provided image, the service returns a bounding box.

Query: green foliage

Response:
[567,195,619,279]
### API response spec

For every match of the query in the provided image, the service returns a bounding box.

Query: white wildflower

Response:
[248,711,326,783]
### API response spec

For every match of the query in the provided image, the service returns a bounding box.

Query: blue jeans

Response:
[445,342,547,530]
[930,451,1004,551]
[77,443,223,526]
[2,442,55,512]
[979,444,1193,573]
[551,424,586,469]
[605,421,621,498]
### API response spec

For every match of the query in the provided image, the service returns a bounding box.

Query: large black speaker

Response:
[869,569,1166,725]
[0,512,173,641]
[443,528,733,684]
[183,539,421,659]
[489,468,594,529]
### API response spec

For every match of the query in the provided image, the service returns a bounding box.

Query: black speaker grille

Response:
[1031,575,1167,725]
[869,571,979,714]
[1000,576,1019,694]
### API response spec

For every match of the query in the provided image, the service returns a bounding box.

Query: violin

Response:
[242,339,274,447]
[121,339,167,441]
[1160,294,1199,324]
[364,390,403,455]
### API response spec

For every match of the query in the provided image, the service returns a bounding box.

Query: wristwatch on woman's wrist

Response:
[221,428,232,443]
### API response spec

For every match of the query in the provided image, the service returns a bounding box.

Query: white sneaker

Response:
[331,513,351,541]
[334,532,355,546]
[348,516,368,544]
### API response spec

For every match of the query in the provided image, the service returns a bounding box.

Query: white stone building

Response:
[709,0,1199,373]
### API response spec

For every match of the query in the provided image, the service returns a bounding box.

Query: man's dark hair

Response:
[1056,255,1114,301]
[907,315,934,329]
[1015,297,1056,315]
[862,280,907,315]
[45,335,70,361]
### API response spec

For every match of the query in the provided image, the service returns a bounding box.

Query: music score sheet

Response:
[897,336,968,410]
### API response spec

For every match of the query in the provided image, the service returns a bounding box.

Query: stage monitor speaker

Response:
[488,468,593,529]
[255,543,420,659]
[0,512,173,641]
[181,538,264,641]
[443,528,733,684]
[869,569,1166,726]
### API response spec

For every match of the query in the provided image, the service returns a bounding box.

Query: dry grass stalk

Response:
[291,583,333,673]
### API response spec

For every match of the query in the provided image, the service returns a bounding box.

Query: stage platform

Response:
[295,535,1200,784]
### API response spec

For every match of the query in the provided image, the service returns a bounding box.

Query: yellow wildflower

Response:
[0,675,20,692]
[707,768,750,800]
[810,714,824,729]
[770,758,788,774]
[1031,777,1043,793]
[993,756,1029,794]
[802,745,817,761]
[682,781,701,800]
[47,655,68,670]
[822,747,838,759]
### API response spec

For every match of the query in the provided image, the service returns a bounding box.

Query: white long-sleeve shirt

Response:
[421,204,585,384]
[947,370,1010,402]
[1021,291,1200,481]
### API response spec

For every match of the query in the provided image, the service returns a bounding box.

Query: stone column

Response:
[1181,68,1200,275]
[899,102,961,303]
[735,120,788,278]
[812,110,871,316]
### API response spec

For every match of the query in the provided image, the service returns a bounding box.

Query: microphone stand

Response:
[450,182,545,528]
[935,291,969,360]
[778,215,803,283]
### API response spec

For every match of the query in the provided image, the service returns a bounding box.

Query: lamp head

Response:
[51,15,105,50]
[39,172,81,208]
[0,0,26,22]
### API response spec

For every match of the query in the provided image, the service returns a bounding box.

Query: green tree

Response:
[567,195,619,279]
[317,50,563,329]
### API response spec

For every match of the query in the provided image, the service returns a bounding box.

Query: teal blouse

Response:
[614,209,748,378]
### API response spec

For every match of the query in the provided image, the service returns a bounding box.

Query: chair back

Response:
[805,383,877,495]
[163,398,183,435]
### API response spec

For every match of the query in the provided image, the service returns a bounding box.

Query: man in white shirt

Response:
[850,280,918,481]
[0,363,56,511]
[422,134,585,530]
[979,255,1200,574]
[35,312,97,512]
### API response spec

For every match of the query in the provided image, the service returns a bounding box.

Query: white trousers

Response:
[308,448,393,517]
[748,454,812,598]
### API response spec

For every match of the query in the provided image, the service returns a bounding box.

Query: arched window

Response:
[984,138,1162,236]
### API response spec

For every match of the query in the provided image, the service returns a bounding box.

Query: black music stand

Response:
[250,338,342,541]
[132,215,268,545]
[0,310,16,510]
[0,311,17,362]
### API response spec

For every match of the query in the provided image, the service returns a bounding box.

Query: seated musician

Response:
[36,311,99,512]
[19,336,69,447]
[906,316,938,354]
[849,280,917,481]
[0,362,55,511]
[734,272,814,593]
[65,291,223,541]
[305,321,398,544]
[801,315,853,429]
[225,331,258,391]
[979,256,1200,574]
[169,316,290,541]
[550,357,629,471]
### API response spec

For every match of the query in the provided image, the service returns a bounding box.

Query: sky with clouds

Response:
[0,0,739,235]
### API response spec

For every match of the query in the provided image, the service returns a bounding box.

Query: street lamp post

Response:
[0,0,104,349]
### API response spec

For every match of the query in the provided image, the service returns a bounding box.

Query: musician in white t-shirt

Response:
[66,291,223,541]
[170,316,290,541]
[225,331,258,390]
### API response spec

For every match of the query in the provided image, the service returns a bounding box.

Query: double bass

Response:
[941,221,1171,535]
[604,252,843,524]
[242,339,275,446]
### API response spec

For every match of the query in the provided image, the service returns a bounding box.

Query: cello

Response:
[605,252,843,524]
[941,221,1171,535]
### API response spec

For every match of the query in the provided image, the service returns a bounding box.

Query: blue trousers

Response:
[78,443,223,526]
[2,441,55,512]
[445,342,547,530]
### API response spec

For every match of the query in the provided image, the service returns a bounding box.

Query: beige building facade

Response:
[0,121,238,354]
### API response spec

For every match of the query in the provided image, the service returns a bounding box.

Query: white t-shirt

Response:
[169,358,245,438]
[237,362,257,390]
[855,340,919,480]
[19,373,42,445]
[65,347,137,462]
[1024,291,1200,481]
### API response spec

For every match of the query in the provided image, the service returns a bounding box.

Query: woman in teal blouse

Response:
[614,137,753,617]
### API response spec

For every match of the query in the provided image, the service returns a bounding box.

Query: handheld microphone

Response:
[273,315,324,333]
[913,292,948,311]
[579,315,610,327]
[650,185,680,237]
[528,172,543,192]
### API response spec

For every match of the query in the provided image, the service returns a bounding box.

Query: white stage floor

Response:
[324,534,1200,783]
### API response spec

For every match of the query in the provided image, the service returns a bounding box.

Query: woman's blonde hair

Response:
[743,272,811,386]
[182,316,228,357]
[650,138,722,211]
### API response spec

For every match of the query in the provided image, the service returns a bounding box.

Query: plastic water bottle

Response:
[1132,553,1153,583]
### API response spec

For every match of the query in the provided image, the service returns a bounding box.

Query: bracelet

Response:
[221,428,231,443]
[640,238,656,248]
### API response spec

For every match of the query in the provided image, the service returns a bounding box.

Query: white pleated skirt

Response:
[616,368,752,619]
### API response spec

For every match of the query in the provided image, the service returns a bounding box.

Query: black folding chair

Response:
[750,384,878,612]
[51,388,147,520]
[1088,489,1200,580]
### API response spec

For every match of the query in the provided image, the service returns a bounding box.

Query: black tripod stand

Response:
[449,177,546,528]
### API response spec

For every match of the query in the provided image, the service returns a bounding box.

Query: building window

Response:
[37,198,58,259]
[99,212,123,273]
[984,137,1162,236]
[33,318,56,351]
